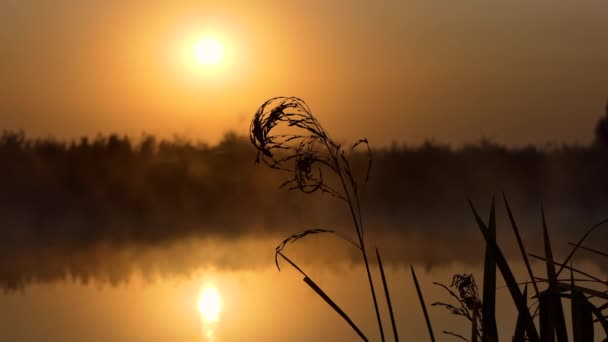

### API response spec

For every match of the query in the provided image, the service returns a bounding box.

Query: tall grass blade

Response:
[541,208,568,342]
[277,252,368,341]
[558,282,608,301]
[276,251,308,278]
[531,278,608,301]
[376,248,399,342]
[538,291,555,342]
[567,242,608,258]
[503,193,539,297]
[472,305,479,342]
[513,285,528,342]
[303,276,369,341]
[275,229,360,270]
[556,218,608,277]
[482,197,498,342]
[411,265,436,342]
[468,199,540,342]
[443,331,470,341]
[529,254,605,284]
[587,300,608,337]
[541,208,557,286]
[361,246,385,342]
[571,268,594,342]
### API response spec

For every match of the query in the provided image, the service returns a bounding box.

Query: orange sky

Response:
[1,0,607,146]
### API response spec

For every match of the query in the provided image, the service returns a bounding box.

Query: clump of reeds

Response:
[427,195,608,342]
[250,97,608,342]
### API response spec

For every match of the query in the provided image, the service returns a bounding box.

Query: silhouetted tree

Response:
[594,99,608,146]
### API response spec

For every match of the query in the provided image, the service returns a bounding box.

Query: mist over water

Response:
[2,0,608,340]
[0,130,607,289]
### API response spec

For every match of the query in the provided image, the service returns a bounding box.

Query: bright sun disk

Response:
[192,37,224,66]
[198,286,222,323]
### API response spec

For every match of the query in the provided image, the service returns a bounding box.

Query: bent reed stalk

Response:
[250,97,386,341]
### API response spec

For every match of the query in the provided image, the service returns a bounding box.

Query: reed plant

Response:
[250,97,608,341]
[250,96,389,341]
[429,196,608,342]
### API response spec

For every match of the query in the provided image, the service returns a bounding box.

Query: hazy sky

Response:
[1,0,607,145]
[2,2,608,340]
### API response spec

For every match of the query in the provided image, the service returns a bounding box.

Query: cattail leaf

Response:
[303,276,368,342]
[411,265,436,342]
[468,199,540,342]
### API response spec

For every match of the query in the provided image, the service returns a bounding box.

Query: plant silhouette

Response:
[250,97,608,342]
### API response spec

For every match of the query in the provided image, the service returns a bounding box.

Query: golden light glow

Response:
[198,286,222,323]
[192,37,224,66]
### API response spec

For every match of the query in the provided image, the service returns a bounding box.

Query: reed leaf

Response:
[482,197,498,342]
[531,277,608,301]
[251,97,386,342]
[303,276,369,341]
[587,300,608,337]
[556,218,608,278]
[513,285,528,342]
[376,248,398,342]
[529,254,605,284]
[468,199,540,342]
[275,252,368,341]
[556,282,608,301]
[541,208,568,342]
[571,278,594,341]
[503,193,540,297]
[538,291,555,342]
[443,331,470,341]
[472,305,479,342]
[567,242,608,258]
[411,265,436,342]
[275,229,360,270]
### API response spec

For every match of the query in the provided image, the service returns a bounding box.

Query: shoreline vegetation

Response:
[249,97,608,341]
[0,101,607,297]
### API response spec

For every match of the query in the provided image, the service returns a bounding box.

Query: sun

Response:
[198,286,222,323]
[192,37,224,66]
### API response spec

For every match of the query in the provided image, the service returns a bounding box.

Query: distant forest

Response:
[1,124,607,234]
[0,109,607,288]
